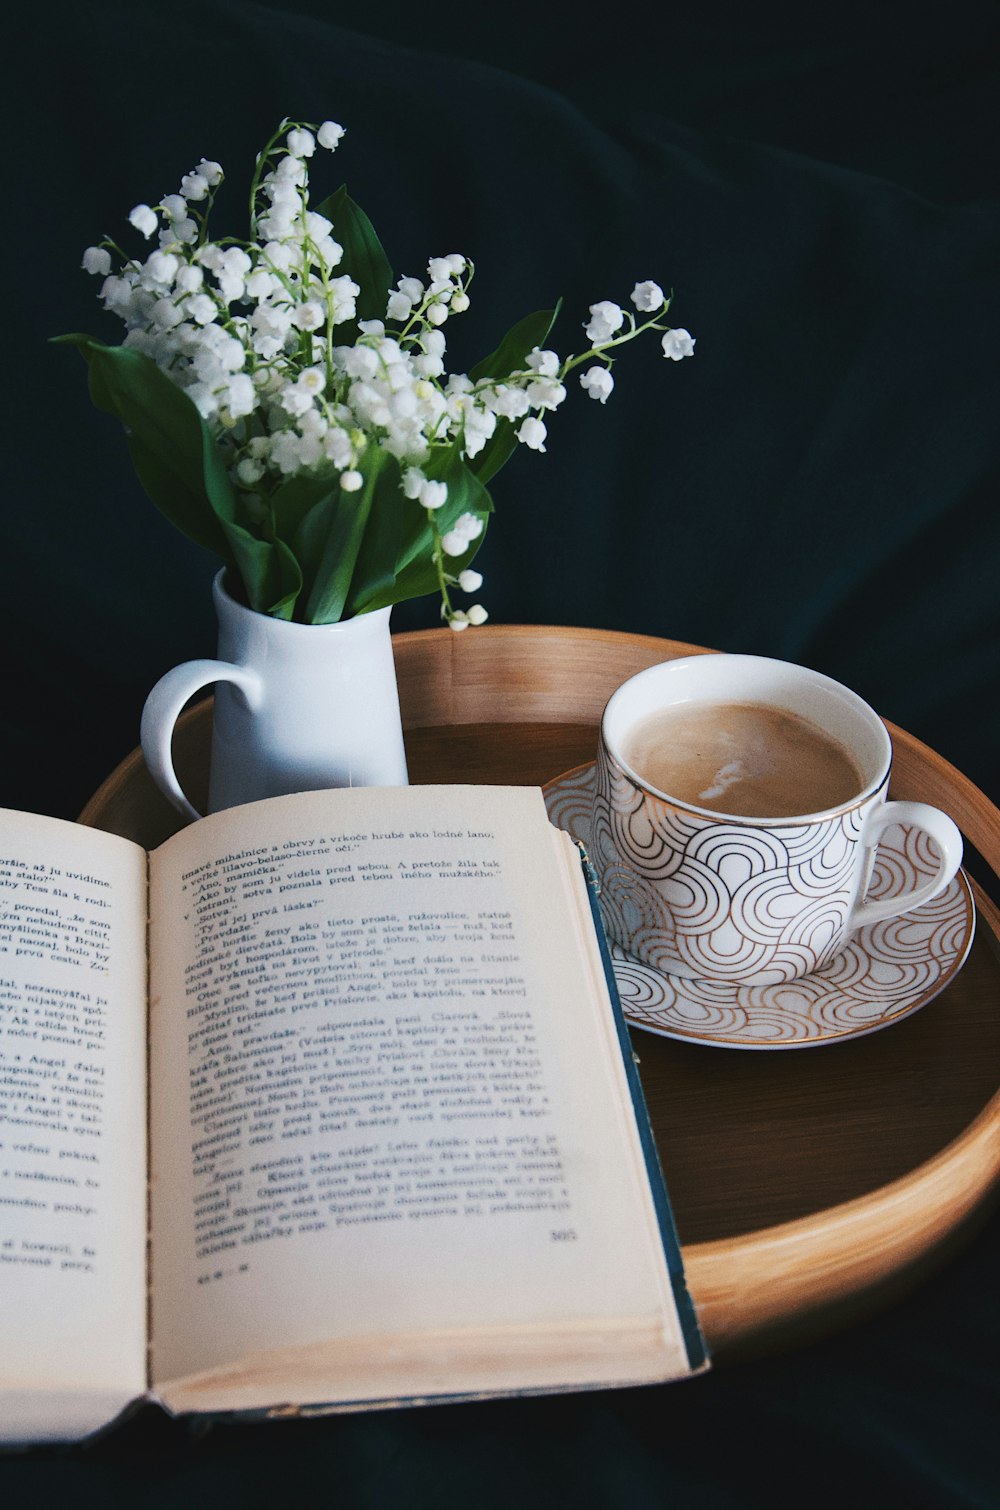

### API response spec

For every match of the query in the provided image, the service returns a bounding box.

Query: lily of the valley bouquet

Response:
[60,119,694,629]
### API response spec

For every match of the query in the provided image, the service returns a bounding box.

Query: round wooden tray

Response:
[80,625,1000,1360]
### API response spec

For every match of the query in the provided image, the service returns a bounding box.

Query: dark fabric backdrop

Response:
[2,1,998,1504]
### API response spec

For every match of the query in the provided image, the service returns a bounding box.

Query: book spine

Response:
[576,844,708,1373]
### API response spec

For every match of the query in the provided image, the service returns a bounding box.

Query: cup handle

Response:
[848,800,964,931]
[140,659,262,824]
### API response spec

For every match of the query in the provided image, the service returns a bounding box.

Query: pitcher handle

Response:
[141,659,262,823]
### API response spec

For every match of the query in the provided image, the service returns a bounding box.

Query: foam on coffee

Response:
[621,700,865,818]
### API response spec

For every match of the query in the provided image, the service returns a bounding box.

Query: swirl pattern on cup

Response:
[544,762,974,1049]
[594,743,870,983]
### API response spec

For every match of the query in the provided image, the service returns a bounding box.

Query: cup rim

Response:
[601,652,893,826]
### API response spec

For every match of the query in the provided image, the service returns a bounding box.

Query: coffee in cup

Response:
[592,655,963,985]
[620,700,866,820]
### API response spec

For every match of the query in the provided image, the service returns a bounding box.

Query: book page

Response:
[148,787,680,1392]
[0,809,148,1439]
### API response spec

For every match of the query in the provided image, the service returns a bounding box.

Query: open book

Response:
[0,785,706,1444]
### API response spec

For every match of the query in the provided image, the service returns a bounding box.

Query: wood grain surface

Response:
[78,625,1000,1358]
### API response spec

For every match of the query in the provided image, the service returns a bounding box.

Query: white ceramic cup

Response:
[592,654,964,985]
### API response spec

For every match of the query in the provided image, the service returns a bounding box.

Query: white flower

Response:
[328,274,360,324]
[244,267,276,300]
[340,468,364,492]
[281,374,324,417]
[525,378,566,411]
[455,512,483,541]
[296,366,327,398]
[419,479,448,510]
[297,432,323,466]
[292,300,325,332]
[299,406,328,440]
[224,374,256,418]
[129,203,158,238]
[402,467,425,499]
[631,280,664,312]
[413,354,445,378]
[661,328,695,361]
[236,456,265,486]
[426,301,449,327]
[466,604,489,626]
[271,430,304,474]
[312,234,343,269]
[216,333,245,371]
[486,384,530,420]
[584,300,625,344]
[526,348,560,377]
[441,511,484,556]
[187,293,217,326]
[318,120,345,150]
[517,416,547,451]
[287,127,316,158]
[445,254,466,276]
[180,171,209,202]
[323,427,354,468]
[198,159,223,186]
[350,381,391,428]
[461,406,497,457]
[188,234,224,275]
[161,194,187,221]
[82,246,111,275]
[107,272,139,306]
[389,385,418,421]
[449,291,470,314]
[458,569,483,592]
[580,365,614,403]
[341,345,380,381]
[448,611,469,631]
[305,210,334,241]
[151,297,185,330]
[398,276,424,304]
[185,382,219,421]
[428,257,457,283]
[386,291,413,321]
[263,239,296,274]
[143,250,179,286]
[271,154,306,185]
[175,264,204,294]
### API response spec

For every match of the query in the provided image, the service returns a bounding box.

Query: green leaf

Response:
[54,335,291,617]
[54,335,234,561]
[269,470,345,547]
[314,185,393,330]
[469,300,562,383]
[344,454,405,617]
[295,447,394,623]
[257,512,303,620]
[359,444,491,614]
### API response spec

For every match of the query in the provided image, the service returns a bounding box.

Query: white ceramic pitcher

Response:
[141,571,409,821]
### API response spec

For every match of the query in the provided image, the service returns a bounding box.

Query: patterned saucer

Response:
[544,763,976,1050]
